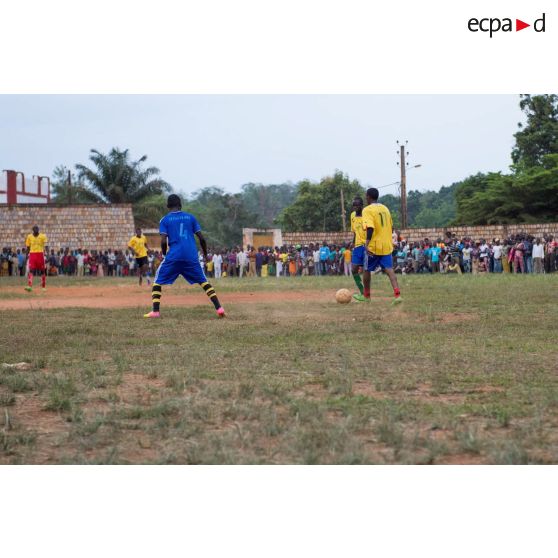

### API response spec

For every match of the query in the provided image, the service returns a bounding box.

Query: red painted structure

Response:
[0,170,50,204]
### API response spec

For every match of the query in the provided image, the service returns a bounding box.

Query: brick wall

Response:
[396,223,558,243]
[0,204,135,250]
[282,232,352,246]
[283,223,558,246]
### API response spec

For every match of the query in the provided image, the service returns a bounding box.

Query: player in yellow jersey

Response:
[24,225,48,292]
[362,188,402,304]
[349,196,367,302]
[128,228,151,286]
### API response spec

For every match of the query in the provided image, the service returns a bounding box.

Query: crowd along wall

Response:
[282,223,558,246]
[0,204,135,251]
[396,223,558,243]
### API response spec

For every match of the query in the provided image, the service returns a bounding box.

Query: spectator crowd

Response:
[1,232,557,279]
[0,248,163,278]
[202,233,558,278]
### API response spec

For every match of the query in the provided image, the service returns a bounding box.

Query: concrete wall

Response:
[0,204,135,250]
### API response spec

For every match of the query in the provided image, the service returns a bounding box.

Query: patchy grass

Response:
[0,274,557,464]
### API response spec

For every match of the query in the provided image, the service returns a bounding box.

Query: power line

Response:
[376,164,422,190]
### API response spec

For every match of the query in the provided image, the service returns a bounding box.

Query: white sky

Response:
[0,95,522,197]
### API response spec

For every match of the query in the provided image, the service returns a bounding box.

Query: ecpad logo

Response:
[468,13,546,37]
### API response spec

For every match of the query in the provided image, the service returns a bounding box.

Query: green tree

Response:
[133,194,169,228]
[240,182,298,227]
[379,193,401,228]
[184,187,257,247]
[512,94,558,169]
[453,155,558,225]
[75,148,171,205]
[412,185,457,227]
[278,171,364,232]
[377,186,457,229]
[50,165,100,204]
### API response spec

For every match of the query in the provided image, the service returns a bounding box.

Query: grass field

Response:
[1,274,557,464]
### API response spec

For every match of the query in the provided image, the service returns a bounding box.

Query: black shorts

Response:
[136,256,148,268]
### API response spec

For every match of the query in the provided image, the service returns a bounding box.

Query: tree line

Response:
[51,94,558,245]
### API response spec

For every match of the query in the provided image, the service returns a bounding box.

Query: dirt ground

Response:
[2,275,557,464]
[0,284,333,310]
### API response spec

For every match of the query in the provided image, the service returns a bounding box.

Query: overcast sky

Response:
[0,95,522,197]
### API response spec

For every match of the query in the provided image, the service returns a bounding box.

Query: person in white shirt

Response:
[492,240,503,273]
[107,250,116,276]
[479,240,489,269]
[532,238,545,273]
[275,250,283,277]
[76,250,85,277]
[237,250,247,278]
[126,250,135,274]
[212,252,223,279]
[313,247,321,275]
[461,244,472,273]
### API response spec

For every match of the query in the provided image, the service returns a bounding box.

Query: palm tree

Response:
[50,165,102,204]
[75,148,171,204]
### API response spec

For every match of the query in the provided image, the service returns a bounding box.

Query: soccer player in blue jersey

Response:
[143,194,225,318]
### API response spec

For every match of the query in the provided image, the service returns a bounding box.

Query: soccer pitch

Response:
[1,274,557,464]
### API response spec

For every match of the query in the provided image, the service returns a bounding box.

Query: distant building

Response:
[242,228,283,250]
[0,170,50,204]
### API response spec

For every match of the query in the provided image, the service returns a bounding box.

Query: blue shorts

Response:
[365,253,393,272]
[154,258,207,285]
[351,245,365,267]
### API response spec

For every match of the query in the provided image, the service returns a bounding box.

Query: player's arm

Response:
[160,233,168,256]
[195,231,209,261]
[128,238,138,256]
[366,226,375,255]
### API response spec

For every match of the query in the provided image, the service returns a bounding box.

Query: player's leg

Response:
[144,260,177,317]
[352,264,365,302]
[184,260,225,317]
[351,246,365,301]
[26,253,39,291]
[362,269,371,299]
[380,255,401,303]
[145,283,162,316]
[199,282,225,317]
[352,256,365,302]
[362,251,375,300]
[25,267,34,291]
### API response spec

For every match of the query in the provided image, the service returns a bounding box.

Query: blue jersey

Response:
[319,246,330,261]
[430,246,441,262]
[159,211,201,262]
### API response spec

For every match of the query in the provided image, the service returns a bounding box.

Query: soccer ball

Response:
[335,288,352,304]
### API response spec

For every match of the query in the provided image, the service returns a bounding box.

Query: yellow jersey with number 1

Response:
[350,211,366,247]
[362,203,393,256]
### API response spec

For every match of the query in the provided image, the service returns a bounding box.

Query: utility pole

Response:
[397,141,408,229]
[340,187,346,232]
[67,169,73,204]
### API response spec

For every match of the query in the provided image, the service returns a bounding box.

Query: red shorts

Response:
[29,252,46,271]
